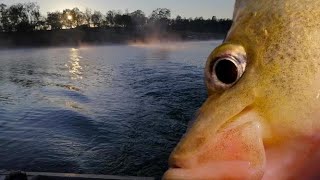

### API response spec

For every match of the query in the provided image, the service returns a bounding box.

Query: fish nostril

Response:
[169,155,193,169]
[169,156,182,169]
[170,161,182,169]
[171,164,181,169]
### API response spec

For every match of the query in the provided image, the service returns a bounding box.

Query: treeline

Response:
[0,2,232,34]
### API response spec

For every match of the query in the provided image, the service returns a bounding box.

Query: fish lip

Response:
[165,109,267,179]
[163,161,260,180]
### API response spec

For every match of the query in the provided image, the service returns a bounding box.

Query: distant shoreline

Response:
[0,27,226,49]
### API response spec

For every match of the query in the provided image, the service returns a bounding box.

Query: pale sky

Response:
[0,0,235,19]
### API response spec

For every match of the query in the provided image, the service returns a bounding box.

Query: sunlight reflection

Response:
[66,48,83,80]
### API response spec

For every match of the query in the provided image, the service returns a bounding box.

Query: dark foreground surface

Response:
[0,170,153,180]
[0,41,220,178]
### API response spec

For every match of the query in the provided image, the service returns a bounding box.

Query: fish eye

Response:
[214,58,238,84]
[209,55,246,90]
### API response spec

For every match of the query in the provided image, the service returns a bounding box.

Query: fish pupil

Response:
[215,59,238,84]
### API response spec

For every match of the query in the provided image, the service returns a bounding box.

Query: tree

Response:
[84,8,92,27]
[176,15,182,21]
[114,13,132,28]
[211,16,217,22]
[149,8,171,23]
[91,10,103,27]
[171,15,186,31]
[130,10,146,27]
[148,8,171,31]
[114,13,122,27]
[0,3,9,32]
[24,2,40,25]
[35,15,48,30]
[62,9,74,28]
[71,7,84,27]
[47,11,62,30]
[105,10,116,27]
[0,2,42,32]
[8,3,28,31]
[0,3,233,35]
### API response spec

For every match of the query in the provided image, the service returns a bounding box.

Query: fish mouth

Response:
[164,161,257,180]
[164,106,320,180]
[163,109,267,180]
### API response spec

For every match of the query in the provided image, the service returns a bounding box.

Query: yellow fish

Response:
[164,0,320,179]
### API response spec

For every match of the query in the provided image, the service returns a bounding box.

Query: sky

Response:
[0,0,235,19]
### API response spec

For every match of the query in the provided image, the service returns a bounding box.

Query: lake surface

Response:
[0,40,220,178]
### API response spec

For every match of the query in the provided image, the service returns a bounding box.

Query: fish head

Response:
[164,0,320,179]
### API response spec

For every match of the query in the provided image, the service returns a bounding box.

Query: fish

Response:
[163,0,320,179]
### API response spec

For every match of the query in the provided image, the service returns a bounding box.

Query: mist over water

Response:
[0,40,221,178]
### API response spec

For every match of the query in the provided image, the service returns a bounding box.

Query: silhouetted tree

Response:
[212,16,217,21]
[0,3,40,32]
[7,3,27,31]
[148,8,171,31]
[62,9,74,28]
[105,10,116,27]
[0,3,232,36]
[91,10,103,27]
[35,16,48,30]
[114,13,122,27]
[114,13,132,28]
[130,10,146,27]
[24,2,40,25]
[47,11,62,30]
[84,8,92,27]
[149,8,171,22]
[71,7,84,27]
[0,3,9,32]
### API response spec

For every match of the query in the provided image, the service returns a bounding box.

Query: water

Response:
[0,40,220,178]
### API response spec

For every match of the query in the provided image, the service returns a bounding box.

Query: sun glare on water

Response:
[66,48,83,80]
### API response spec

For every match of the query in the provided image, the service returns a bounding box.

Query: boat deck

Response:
[0,170,154,180]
